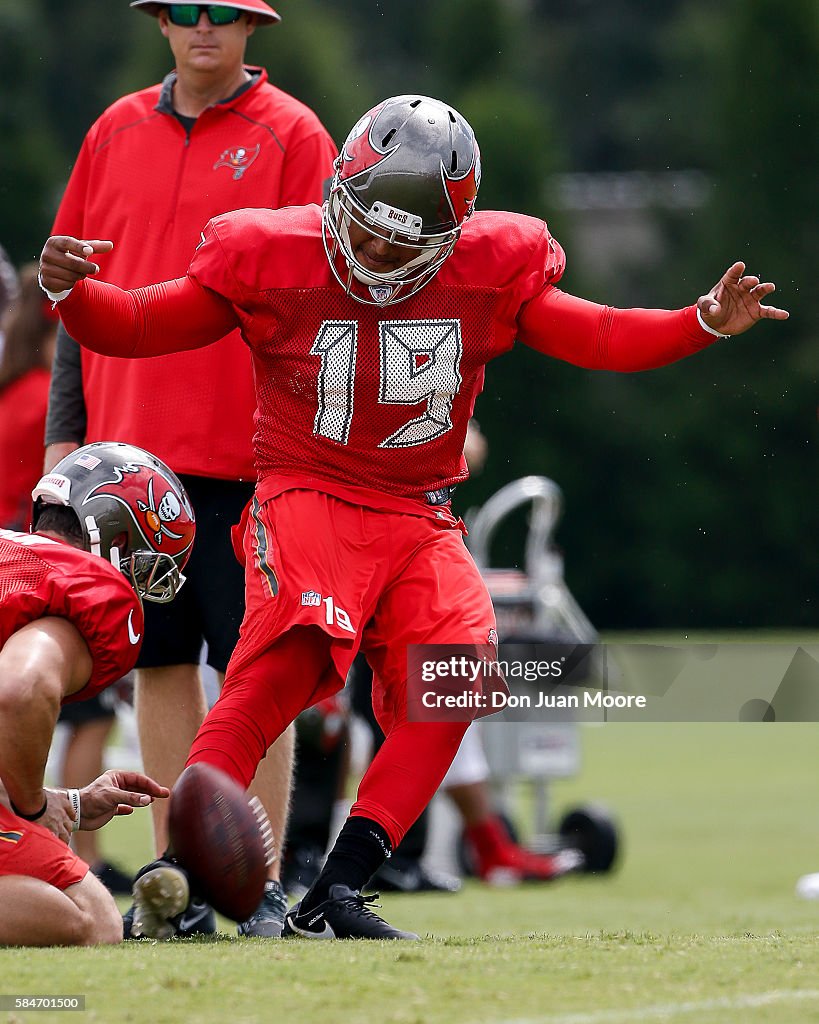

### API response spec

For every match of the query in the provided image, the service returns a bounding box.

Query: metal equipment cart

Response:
[464,476,619,873]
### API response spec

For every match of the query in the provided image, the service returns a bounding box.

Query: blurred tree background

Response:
[0,0,814,628]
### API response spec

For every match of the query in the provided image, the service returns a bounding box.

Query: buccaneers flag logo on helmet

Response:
[86,461,195,560]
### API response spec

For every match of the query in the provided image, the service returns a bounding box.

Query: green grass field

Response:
[3,718,819,1024]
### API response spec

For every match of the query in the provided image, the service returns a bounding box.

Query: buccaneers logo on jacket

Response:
[85,462,195,558]
[214,144,261,181]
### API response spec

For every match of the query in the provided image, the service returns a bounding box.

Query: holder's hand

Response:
[78,769,170,831]
[38,789,75,844]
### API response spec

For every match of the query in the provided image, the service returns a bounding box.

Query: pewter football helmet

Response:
[32,442,195,603]
[323,95,481,306]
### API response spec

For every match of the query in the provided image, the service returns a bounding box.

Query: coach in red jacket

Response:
[44,0,338,938]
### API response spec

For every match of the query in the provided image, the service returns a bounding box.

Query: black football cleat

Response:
[238,879,288,938]
[173,898,217,937]
[130,860,191,940]
[125,899,218,939]
[283,884,420,941]
[125,858,216,940]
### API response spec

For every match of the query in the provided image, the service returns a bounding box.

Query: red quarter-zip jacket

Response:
[51,67,337,480]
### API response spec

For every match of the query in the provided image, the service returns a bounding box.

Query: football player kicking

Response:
[39,95,788,941]
[0,442,194,946]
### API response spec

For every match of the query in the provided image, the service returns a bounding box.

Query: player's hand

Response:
[38,236,114,295]
[38,789,75,845]
[698,262,789,337]
[78,769,170,831]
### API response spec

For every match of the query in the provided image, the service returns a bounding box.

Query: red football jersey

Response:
[59,206,716,516]
[0,530,143,703]
[188,207,565,505]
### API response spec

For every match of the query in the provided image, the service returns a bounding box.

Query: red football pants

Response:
[188,490,496,847]
[0,806,87,889]
[187,627,468,848]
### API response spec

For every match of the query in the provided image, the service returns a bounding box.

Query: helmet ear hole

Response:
[111,531,129,553]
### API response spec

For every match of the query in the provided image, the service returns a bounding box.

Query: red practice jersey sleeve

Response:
[59,277,238,360]
[517,287,715,369]
[0,530,143,702]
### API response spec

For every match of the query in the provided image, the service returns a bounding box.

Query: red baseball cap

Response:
[130,0,281,25]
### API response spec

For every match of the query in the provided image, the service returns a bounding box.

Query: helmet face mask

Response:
[322,95,481,307]
[324,187,457,303]
[32,442,195,604]
[128,549,185,604]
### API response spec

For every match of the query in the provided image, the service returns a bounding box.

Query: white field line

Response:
[488,987,819,1024]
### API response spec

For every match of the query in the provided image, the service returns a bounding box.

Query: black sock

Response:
[299,816,392,914]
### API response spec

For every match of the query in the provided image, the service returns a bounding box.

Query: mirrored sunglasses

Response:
[167,4,244,26]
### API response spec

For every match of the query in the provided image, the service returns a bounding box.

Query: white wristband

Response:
[696,307,730,339]
[66,788,82,832]
[37,271,73,304]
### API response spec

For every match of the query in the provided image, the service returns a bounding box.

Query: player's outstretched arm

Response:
[39,236,113,296]
[39,235,239,359]
[698,261,789,336]
[76,769,170,831]
[518,263,789,372]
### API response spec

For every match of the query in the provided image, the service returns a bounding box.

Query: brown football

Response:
[168,762,268,922]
